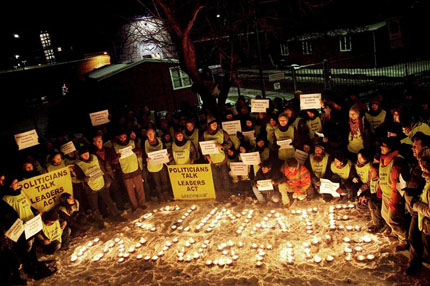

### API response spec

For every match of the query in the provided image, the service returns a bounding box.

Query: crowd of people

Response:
[1,88,430,284]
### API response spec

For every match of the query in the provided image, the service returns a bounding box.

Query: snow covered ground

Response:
[31,198,430,286]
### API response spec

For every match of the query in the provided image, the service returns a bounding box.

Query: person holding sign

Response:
[305,144,332,195]
[265,115,278,150]
[75,146,125,229]
[144,128,171,202]
[253,160,284,204]
[36,209,70,254]
[279,158,312,207]
[222,111,241,150]
[172,131,197,165]
[329,153,357,200]
[240,115,258,149]
[304,109,323,140]
[45,152,66,173]
[254,136,270,175]
[113,130,147,211]
[231,142,254,197]
[203,116,232,196]
[274,113,296,163]
[347,105,369,156]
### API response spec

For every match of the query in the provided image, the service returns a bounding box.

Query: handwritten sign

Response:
[199,141,219,155]
[251,99,269,113]
[5,219,25,242]
[240,152,261,165]
[242,130,256,140]
[277,139,293,150]
[230,162,248,176]
[320,179,340,198]
[300,93,322,110]
[119,146,134,159]
[222,120,242,135]
[268,72,285,82]
[60,141,76,155]
[257,180,274,191]
[148,149,169,165]
[14,129,39,150]
[89,110,110,126]
[24,214,43,240]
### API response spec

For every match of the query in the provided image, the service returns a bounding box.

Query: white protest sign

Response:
[277,139,293,150]
[240,152,261,165]
[257,179,274,191]
[119,146,134,159]
[87,166,104,180]
[320,179,340,198]
[14,129,39,150]
[230,162,248,176]
[148,149,169,165]
[300,93,322,110]
[251,99,269,113]
[242,130,256,141]
[89,110,110,126]
[199,141,219,155]
[315,132,325,138]
[5,219,25,242]
[60,141,76,155]
[294,149,309,166]
[268,72,285,82]
[222,120,242,135]
[24,214,43,240]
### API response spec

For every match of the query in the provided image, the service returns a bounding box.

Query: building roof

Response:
[87,58,179,81]
[287,21,387,42]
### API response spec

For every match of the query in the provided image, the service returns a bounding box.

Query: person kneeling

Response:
[37,209,71,254]
[253,160,283,204]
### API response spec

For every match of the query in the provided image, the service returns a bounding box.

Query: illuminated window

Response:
[302,41,312,55]
[40,31,56,63]
[339,35,352,52]
[169,66,192,90]
[280,43,289,56]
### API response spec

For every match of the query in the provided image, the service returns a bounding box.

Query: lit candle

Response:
[135,243,142,249]
[362,235,372,243]
[232,255,239,261]
[152,255,159,261]
[162,246,168,251]
[189,238,195,244]
[346,226,353,231]
[87,241,94,247]
[326,255,334,262]
[259,244,265,249]
[144,255,151,261]
[136,254,143,260]
[128,247,135,253]
[251,243,258,249]
[150,227,156,232]
[119,257,125,263]
[266,245,272,250]
[178,256,184,262]
[140,238,146,244]
[185,255,192,262]
[206,260,212,266]
[222,250,229,255]
[219,259,225,266]
[348,204,355,209]
[93,238,100,243]
[312,237,319,245]
[286,242,293,248]
[184,227,190,232]
[123,252,130,258]
[345,253,352,261]
[354,246,363,252]
[193,252,200,260]
[173,237,179,243]
[256,261,263,267]
[357,255,365,261]
[226,258,233,266]
[324,235,332,242]
[71,254,78,262]
[287,256,294,265]
[114,238,120,243]
[202,244,207,249]
[314,255,322,263]
[367,254,375,261]
[354,225,361,231]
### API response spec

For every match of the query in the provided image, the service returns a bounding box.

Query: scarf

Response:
[380,150,399,167]
[278,124,289,132]
[185,128,195,137]
[349,117,363,137]
[175,138,187,147]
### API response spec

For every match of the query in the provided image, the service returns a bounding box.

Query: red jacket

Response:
[281,165,311,194]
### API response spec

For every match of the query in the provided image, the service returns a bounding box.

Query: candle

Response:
[173,237,178,243]
[152,255,159,261]
[165,241,172,247]
[222,250,229,255]
[185,255,192,262]
[123,252,130,258]
[256,261,263,267]
[144,255,151,261]
[354,225,361,231]
[344,247,352,254]
[226,258,233,265]
[362,235,372,243]
[140,238,147,244]
[87,241,94,247]
[342,215,349,220]
[178,256,184,262]
[228,240,234,247]
[312,237,319,245]
[185,242,191,247]
[93,238,100,243]
[251,243,258,249]
[232,255,239,261]
[114,238,120,243]
[346,226,353,231]
[324,235,332,242]
[342,204,348,209]
[259,244,265,249]
[213,260,218,266]
[202,244,207,249]
[71,254,78,262]
[345,253,352,261]
[219,259,225,266]
[367,254,375,261]
[286,242,293,248]
[326,255,334,262]
[193,253,200,259]
[129,247,135,253]
[287,256,294,265]
[162,246,168,251]
[354,246,363,252]
[119,257,125,263]
[150,227,156,232]
[348,204,355,209]
[184,227,190,232]
[338,225,345,230]
[135,243,142,249]
[266,245,273,250]
[256,255,264,261]
[314,255,322,263]
[206,260,213,266]
[189,238,195,244]
[357,255,366,261]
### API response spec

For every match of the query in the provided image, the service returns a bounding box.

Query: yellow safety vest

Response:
[370,178,379,194]
[42,220,62,243]
[306,117,322,139]
[274,126,295,160]
[145,138,164,173]
[47,161,66,173]
[400,137,413,145]
[183,129,199,153]
[347,128,364,154]
[292,117,302,130]
[365,110,386,133]
[330,160,352,181]
[59,200,80,217]
[254,148,270,175]
[113,141,139,174]
[355,162,370,184]
[266,123,276,145]
[407,122,430,140]
[64,157,79,184]
[3,192,34,222]
[203,129,226,164]
[379,158,396,197]
[310,154,329,178]
[76,155,105,191]
[418,182,430,231]
[172,140,191,165]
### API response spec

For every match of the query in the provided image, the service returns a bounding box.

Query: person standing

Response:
[172,131,197,165]
[112,130,147,211]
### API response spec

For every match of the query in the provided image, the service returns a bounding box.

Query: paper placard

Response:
[24,214,43,240]
[240,152,261,165]
[230,162,248,176]
[148,149,169,165]
[251,99,269,113]
[60,141,76,155]
[300,93,322,110]
[199,141,219,155]
[277,139,293,150]
[87,167,104,180]
[89,110,110,126]
[5,219,25,242]
[119,146,134,159]
[320,179,340,198]
[14,129,39,150]
[294,149,309,166]
[257,179,274,191]
[315,132,325,138]
[222,120,242,135]
[242,130,255,140]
